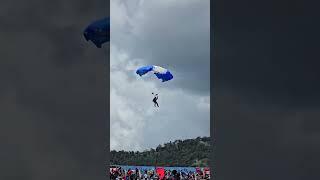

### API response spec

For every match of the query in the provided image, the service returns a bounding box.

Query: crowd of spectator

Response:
[109,166,211,180]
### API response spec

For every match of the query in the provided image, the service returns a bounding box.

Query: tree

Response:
[110,137,213,167]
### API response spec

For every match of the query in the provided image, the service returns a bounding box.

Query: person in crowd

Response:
[110,166,211,180]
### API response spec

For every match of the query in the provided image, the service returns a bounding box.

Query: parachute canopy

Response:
[136,65,173,82]
[83,17,110,48]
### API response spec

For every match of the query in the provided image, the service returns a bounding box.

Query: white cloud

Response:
[110,0,210,151]
[111,0,210,94]
[110,46,210,151]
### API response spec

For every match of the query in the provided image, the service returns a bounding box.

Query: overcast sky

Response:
[110,0,210,151]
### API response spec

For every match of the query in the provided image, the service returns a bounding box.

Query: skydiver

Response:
[152,93,159,107]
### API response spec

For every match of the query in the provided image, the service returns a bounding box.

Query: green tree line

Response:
[110,137,213,167]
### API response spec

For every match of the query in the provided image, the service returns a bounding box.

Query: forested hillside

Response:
[110,137,213,167]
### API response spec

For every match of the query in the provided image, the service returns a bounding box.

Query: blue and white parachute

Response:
[136,65,173,82]
[83,17,110,48]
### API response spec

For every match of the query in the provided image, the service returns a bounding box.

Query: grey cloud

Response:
[112,0,210,95]
[110,0,210,151]
[214,0,320,178]
[215,92,320,180]
[0,0,109,179]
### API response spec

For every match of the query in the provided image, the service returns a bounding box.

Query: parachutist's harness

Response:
[153,96,158,103]
[153,95,159,107]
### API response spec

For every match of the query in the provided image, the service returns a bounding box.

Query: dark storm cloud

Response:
[0,0,108,179]
[215,1,320,107]
[214,0,320,179]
